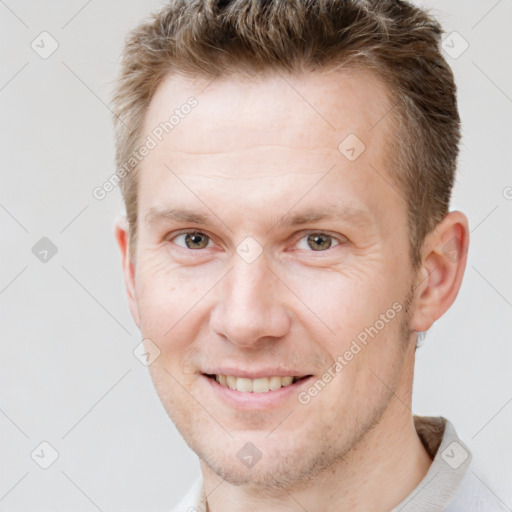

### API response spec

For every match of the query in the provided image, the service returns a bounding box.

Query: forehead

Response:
[142,68,393,162]
[137,68,404,235]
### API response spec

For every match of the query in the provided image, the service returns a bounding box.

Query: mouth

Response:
[203,373,312,393]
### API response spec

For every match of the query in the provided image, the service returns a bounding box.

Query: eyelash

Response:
[167,229,347,252]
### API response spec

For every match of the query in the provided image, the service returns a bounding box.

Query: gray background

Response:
[1,0,511,510]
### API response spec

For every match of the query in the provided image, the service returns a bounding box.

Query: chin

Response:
[188,428,347,490]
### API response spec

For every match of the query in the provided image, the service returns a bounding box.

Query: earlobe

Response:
[410,211,469,333]
[114,216,141,328]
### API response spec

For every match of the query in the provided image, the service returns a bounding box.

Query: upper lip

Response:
[202,368,312,379]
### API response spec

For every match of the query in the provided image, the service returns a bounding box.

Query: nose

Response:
[209,253,291,348]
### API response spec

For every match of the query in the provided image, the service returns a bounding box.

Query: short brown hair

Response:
[111,0,460,269]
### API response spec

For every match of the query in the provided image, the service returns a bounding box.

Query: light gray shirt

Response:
[170,416,509,512]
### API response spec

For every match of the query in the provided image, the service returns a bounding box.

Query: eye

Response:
[295,232,344,251]
[171,231,212,250]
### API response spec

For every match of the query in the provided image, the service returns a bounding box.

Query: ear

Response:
[114,215,140,328]
[410,211,469,333]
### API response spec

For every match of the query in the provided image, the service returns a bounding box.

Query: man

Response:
[111,1,506,510]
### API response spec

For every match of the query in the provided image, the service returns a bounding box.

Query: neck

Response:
[201,360,432,511]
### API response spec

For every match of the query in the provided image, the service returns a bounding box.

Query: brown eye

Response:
[307,234,333,251]
[173,231,211,249]
[296,233,342,252]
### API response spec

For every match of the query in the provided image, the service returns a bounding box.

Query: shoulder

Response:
[446,467,510,512]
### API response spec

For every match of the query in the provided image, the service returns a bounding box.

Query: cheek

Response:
[287,268,406,379]
[136,251,202,309]
[285,266,391,337]
[135,265,184,340]
[134,255,217,362]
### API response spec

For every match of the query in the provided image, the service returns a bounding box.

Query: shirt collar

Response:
[390,415,472,512]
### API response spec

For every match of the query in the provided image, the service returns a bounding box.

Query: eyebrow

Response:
[145,207,213,226]
[144,205,373,230]
[273,206,373,230]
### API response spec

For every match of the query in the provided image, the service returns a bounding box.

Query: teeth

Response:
[269,376,282,391]
[226,375,237,390]
[236,377,253,392]
[253,377,269,393]
[281,376,293,386]
[212,374,300,393]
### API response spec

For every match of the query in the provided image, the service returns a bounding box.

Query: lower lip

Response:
[201,375,313,410]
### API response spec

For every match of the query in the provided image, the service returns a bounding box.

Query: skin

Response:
[115,68,470,512]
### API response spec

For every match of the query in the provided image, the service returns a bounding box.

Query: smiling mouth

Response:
[204,373,312,393]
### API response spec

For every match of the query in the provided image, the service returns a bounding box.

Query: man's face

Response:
[123,69,419,487]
